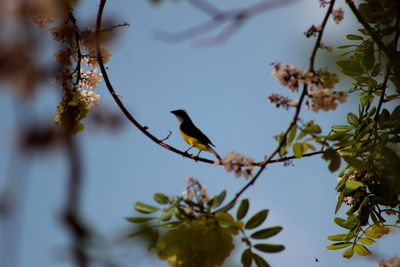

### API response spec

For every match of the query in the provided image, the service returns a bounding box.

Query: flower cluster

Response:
[271,63,346,112]
[44,16,122,133]
[50,23,76,43]
[80,90,100,110]
[337,170,366,206]
[378,256,400,267]
[332,8,344,24]
[268,93,299,109]
[307,88,347,112]
[271,63,312,92]
[221,152,255,178]
[182,177,212,213]
[80,69,102,90]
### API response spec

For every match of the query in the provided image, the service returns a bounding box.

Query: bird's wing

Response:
[180,121,215,147]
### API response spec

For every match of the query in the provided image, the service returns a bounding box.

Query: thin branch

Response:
[156,0,298,45]
[309,0,336,72]
[63,133,89,267]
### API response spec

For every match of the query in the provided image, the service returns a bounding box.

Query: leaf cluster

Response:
[127,192,284,267]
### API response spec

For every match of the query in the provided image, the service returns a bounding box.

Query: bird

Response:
[171,109,221,160]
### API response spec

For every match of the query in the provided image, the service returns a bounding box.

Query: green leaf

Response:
[125,217,155,223]
[364,229,381,238]
[245,210,269,229]
[337,45,356,49]
[359,3,381,24]
[346,34,364,40]
[254,244,285,253]
[337,60,364,77]
[236,198,250,220]
[210,190,226,209]
[347,113,358,127]
[371,64,381,76]
[158,221,181,228]
[358,237,375,245]
[250,226,283,239]
[241,249,253,267]
[287,125,297,145]
[215,200,235,213]
[134,202,159,214]
[335,192,344,214]
[252,253,270,267]
[354,244,371,256]
[159,209,173,221]
[153,193,169,205]
[326,242,352,250]
[333,217,356,230]
[342,247,354,258]
[345,180,363,191]
[327,234,346,241]
[343,156,368,170]
[331,125,353,132]
[322,148,341,172]
[293,143,304,158]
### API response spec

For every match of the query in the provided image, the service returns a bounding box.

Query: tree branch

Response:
[225,0,337,206]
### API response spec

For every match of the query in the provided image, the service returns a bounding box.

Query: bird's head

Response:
[171,109,190,123]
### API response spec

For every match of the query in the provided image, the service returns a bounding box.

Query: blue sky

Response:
[0,0,399,266]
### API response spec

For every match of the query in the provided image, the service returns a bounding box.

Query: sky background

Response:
[0,0,399,267]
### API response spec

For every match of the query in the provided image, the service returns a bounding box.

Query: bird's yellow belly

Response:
[180,131,210,151]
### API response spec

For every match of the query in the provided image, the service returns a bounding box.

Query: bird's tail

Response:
[209,147,222,161]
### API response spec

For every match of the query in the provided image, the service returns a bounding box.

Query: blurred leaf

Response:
[354,244,371,256]
[326,242,352,250]
[134,202,159,214]
[293,143,304,158]
[288,125,297,145]
[245,210,269,229]
[250,226,283,239]
[159,209,174,221]
[334,217,356,230]
[153,193,169,205]
[236,198,250,220]
[327,234,346,241]
[358,237,375,245]
[252,253,270,267]
[337,45,356,49]
[126,217,155,223]
[241,249,253,267]
[359,3,381,24]
[346,34,364,40]
[364,229,381,238]
[342,247,354,258]
[335,192,344,214]
[254,244,285,253]
[216,200,236,213]
[322,148,341,172]
[210,190,226,209]
[345,180,363,191]
[343,156,368,170]
[331,125,353,132]
[371,64,381,76]
[347,113,358,127]
[337,60,364,77]
[158,221,181,228]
